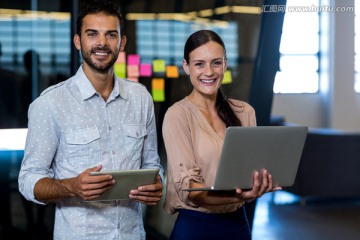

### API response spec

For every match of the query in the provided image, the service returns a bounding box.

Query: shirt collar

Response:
[74,66,127,101]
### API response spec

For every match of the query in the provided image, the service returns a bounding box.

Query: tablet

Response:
[89,168,159,201]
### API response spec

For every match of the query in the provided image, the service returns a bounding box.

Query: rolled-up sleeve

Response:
[18,97,58,204]
[162,106,203,207]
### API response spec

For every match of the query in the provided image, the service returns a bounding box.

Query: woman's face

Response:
[183,41,227,98]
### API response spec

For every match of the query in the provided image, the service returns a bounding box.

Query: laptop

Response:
[182,126,308,192]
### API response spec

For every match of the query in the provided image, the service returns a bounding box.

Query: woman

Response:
[162,30,280,240]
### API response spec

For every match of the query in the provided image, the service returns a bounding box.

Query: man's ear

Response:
[183,59,189,75]
[120,35,127,51]
[73,34,81,50]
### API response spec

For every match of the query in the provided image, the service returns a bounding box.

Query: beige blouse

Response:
[162,97,257,214]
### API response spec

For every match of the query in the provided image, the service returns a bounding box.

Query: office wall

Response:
[271,0,360,132]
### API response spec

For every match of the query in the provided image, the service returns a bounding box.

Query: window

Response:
[0,11,71,76]
[273,0,320,94]
[136,20,238,67]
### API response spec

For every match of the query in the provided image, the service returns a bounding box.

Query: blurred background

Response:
[0,0,359,239]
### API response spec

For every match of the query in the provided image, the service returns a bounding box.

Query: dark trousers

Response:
[170,207,252,240]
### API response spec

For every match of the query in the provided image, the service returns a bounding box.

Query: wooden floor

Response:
[252,191,360,240]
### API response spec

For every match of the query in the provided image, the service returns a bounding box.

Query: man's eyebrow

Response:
[84,29,97,33]
[106,30,119,34]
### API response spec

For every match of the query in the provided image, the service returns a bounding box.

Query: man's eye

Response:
[107,33,118,38]
[88,33,96,37]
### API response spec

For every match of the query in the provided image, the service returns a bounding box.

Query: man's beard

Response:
[81,46,119,73]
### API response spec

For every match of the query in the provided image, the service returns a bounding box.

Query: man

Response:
[18,1,164,239]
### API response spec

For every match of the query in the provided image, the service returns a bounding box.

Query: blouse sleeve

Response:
[162,105,203,207]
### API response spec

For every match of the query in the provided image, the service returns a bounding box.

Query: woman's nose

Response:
[204,65,215,76]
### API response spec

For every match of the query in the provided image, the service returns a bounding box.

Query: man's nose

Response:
[97,34,108,46]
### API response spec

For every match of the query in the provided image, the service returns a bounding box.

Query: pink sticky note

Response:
[140,63,152,77]
[127,54,140,65]
[127,65,139,77]
[127,77,139,82]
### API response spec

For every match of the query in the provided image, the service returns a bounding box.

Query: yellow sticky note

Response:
[222,70,232,84]
[114,63,126,78]
[152,59,166,73]
[152,78,165,90]
[152,89,165,102]
[166,65,179,78]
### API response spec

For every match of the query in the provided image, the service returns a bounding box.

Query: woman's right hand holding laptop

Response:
[235,169,282,203]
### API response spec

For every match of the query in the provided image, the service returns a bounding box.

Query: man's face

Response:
[74,12,126,73]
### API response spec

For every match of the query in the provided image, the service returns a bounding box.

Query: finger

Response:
[251,171,261,193]
[266,174,274,192]
[130,188,163,198]
[85,164,103,174]
[129,195,162,205]
[258,170,270,195]
[81,184,114,201]
[137,180,163,192]
[85,174,114,184]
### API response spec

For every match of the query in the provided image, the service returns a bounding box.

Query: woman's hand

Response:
[234,169,282,202]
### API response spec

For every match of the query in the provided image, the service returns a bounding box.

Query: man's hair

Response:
[76,0,125,36]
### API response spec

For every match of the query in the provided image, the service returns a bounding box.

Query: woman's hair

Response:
[76,0,125,37]
[184,30,241,127]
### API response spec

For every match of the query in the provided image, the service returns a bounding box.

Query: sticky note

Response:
[114,63,126,78]
[127,54,140,65]
[140,63,152,77]
[127,65,139,77]
[116,51,126,63]
[166,65,179,78]
[222,70,233,84]
[152,59,166,73]
[152,78,165,90]
[127,77,139,82]
[152,89,165,102]
[152,78,165,102]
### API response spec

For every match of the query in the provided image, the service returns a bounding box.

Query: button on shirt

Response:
[18,66,164,240]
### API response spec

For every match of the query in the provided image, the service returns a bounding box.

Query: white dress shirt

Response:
[18,66,163,240]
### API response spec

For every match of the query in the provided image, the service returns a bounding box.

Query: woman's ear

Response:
[183,59,190,75]
[223,58,228,73]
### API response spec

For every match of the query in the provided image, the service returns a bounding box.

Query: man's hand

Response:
[128,175,163,205]
[63,165,116,201]
[34,164,115,203]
